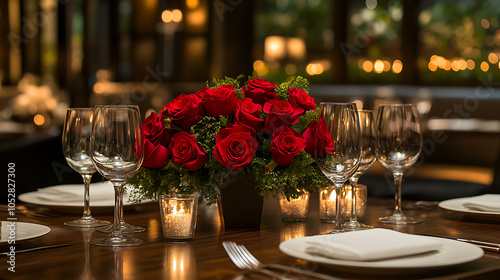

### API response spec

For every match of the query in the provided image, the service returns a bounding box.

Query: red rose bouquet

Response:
[127,75,333,203]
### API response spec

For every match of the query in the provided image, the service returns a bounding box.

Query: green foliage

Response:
[291,109,318,134]
[190,116,223,153]
[210,75,246,99]
[274,76,310,100]
[257,152,330,200]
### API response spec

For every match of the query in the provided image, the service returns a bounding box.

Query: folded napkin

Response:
[305,228,443,261]
[462,194,500,212]
[35,181,115,203]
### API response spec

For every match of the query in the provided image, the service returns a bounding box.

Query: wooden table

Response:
[2,194,500,280]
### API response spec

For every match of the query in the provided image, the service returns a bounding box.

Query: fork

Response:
[222,241,299,280]
[223,242,342,280]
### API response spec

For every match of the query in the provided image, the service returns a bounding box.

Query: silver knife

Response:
[416,234,500,253]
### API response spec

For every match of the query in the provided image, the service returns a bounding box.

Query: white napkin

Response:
[35,181,115,203]
[305,228,443,261]
[462,194,500,212]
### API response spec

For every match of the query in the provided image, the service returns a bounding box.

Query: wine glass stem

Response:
[334,183,344,232]
[82,174,93,219]
[112,182,125,233]
[393,172,404,216]
[349,177,358,223]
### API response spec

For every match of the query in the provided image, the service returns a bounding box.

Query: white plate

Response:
[1,222,51,243]
[439,196,500,221]
[18,184,153,214]
[279,235,484,272]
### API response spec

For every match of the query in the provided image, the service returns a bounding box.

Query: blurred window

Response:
[254,0,500,87]
[419,0,500,85]
[253,0,333,83]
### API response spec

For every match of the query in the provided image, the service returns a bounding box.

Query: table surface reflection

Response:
[2,194,500,280]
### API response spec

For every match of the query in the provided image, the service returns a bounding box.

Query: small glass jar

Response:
[159,193,198,240]
[343,184,367,221]
[319,184,367,223]
[319,187,338,223]
[279,193,309,222]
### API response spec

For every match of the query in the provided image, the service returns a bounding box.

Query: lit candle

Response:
[159,194,198,240]
[279,193,309,222]
[344,184,367,221]
[319,187,338,223]
[319,184,367,223]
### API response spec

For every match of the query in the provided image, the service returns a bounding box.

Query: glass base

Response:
[342,220,373,231]
[320,218,337,224]
[64,217,111,228]
[326,228,345,234]
[378,214,423,225]
[97,221,145,233]
[90,232,142,247]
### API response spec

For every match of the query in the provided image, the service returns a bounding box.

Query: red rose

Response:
[143,112,172,146]
[213,127,259,171]
[140,139,170,169]
[199,85,238,117]
[243,78,277,105]
[270,126,307,166]
[216,122,257,142]
[162,93,204,131]
[302,118,335,157]
[234,98,263,133]
[288,87,316,112]
[168,132,207,171]
[263,99,304,134]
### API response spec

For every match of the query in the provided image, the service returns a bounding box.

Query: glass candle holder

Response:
[159,193,198,240]
[343,184,367,221]
[319,184,367,223]
[279,193,309,222]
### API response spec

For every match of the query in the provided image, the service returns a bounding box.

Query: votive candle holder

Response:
[279,193,309,222]
[319,184,367,223]
[159,193,198,240]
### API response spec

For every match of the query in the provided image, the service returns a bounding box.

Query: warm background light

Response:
[481,61,489,72]
[34,114,45,126]
[264,36,286,61]
[374,60,384,73]
[162,10,172,23]
[171,9,183,22]
[488,53,498,64]
[362,60,373,73]
[392,60,403,74]
[467,59,475,70]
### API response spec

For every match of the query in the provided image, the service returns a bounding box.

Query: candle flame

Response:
[328,189,336,201]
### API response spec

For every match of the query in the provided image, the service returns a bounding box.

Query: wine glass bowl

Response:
[315,102,362,233]
[376,104,423,224]
[62,108,111,228]
[90,105,144,246]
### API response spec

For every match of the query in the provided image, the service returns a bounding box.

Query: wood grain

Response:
[1,193,500,279]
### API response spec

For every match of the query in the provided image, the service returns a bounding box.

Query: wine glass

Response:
[315,102,362,233]
[90,105,144,246]
[343,110,376,230]
[62,108,111,228]
[376,104,423,224]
